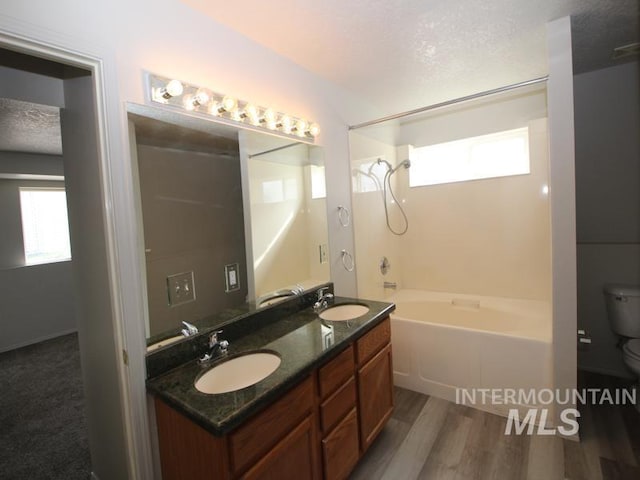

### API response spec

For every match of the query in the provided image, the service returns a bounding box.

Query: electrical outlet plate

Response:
[167,271,196,306]
[319,244,328,264]
[225,263,240,292]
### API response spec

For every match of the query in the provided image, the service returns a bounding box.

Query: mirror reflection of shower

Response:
[377,157,411,235]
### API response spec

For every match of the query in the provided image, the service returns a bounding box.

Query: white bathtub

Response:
[389,289,553,418]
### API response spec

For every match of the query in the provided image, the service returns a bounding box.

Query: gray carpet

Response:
[0,333,91,479]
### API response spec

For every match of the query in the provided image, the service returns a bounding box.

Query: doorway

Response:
[0,46,92,479]
[0,37,133,478]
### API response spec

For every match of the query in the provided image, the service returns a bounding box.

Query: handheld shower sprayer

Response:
[376,157,411,235]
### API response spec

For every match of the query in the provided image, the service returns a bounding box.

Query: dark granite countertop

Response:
[146,296,395,436]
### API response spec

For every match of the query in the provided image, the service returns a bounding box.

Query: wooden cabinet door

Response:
[357,343,394,452]
[322,408,360,480]
[241,415,320,480]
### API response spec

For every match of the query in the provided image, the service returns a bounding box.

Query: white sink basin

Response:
[319,304,370,321]
[194,352,281,394]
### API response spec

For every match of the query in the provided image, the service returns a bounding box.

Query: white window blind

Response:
[19,187,72,265]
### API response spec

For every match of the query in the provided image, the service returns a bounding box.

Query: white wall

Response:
[547,16,577,429]
[0,178,76,353]
[1,2,378,477]
[574,62,640,377]
[0,65,64,107]
[0,262,76,352]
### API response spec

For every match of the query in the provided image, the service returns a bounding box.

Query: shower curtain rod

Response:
[348,75,549,130]
[248,141,302,159]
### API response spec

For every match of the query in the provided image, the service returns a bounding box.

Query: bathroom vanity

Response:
[147,294,394,480]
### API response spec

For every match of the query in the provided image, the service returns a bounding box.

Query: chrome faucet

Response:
[180,321,199,337]
[313,287,334,312]
[199,330,229,363]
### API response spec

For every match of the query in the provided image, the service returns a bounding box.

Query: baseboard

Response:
[0,328,78,354]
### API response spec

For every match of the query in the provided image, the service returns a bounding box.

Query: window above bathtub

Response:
[408,127,530,188]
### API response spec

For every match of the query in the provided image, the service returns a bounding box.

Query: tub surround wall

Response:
[399,117,551,301]
[350,90,551,303]
[575,62,640,377]
[349,130,401,300]
[247,159,329,298]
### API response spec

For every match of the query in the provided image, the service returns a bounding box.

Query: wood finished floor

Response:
[351,372,640,480]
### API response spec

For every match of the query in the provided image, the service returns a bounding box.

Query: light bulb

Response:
[306,123,320,137]
[231,109,243,121]
[192,90,209,106]
[262,108,278,129]
[183,95,196,111]
[244,104,260,125]
[262,108,277,123]
[293,119,307,137]
[279,115,293,133]
[162,79,183,99]
[221,96,237,112]
[208,103,221,116]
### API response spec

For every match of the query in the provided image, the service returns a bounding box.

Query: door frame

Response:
[0,25,152,479]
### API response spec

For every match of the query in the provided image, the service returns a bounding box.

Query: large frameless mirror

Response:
[127,104,329,349]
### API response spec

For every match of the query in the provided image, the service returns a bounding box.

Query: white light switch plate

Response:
[225,263,240,292]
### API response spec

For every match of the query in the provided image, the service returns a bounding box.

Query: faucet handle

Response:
[181,321,199,336]
[209,329,223,347]
[316,286,330,300]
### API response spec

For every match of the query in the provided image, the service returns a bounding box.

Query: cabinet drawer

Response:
[318,345,354,398]
[230,376,314,476]
[241,415,319,480]
[356,317,390,366]
[321,408,360,480]
[320,376,356,434]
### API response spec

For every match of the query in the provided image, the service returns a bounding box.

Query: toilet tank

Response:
[603,284,640,337]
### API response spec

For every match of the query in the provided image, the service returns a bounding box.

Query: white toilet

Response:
[603,284,640,410]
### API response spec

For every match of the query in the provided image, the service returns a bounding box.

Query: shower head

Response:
[391,159,411,174]
[377,157,410,174]
[377,158,393,170]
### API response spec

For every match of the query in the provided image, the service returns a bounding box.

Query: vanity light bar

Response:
[148,73,320,140]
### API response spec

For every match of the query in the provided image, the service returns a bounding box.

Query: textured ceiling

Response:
[182,0,639,116]
[0,98,62,155]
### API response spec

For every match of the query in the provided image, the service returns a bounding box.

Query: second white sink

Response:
[319,304,370,321]
[195,352,281,394]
